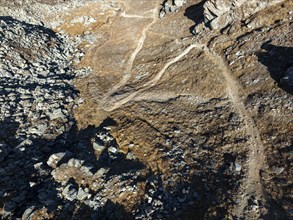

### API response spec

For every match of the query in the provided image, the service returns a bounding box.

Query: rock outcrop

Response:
[159,0,187,18]
[0,16,88,219]
[202,0,284,30]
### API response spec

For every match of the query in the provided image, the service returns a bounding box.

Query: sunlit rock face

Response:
[203,0,284,29]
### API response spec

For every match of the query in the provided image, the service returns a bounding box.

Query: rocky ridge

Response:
[202,0,283,30]
[0,16,90,218]
[0,17,80,138]
[160,0,287,34]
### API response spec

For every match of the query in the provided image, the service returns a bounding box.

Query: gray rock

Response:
[201,0,282,30]
[28,124,47,136]
[77,165,93,178]
[47,152,66,168]
[108,146,118,154]
[273,166,285,174]
[22,206,35,220]
[96,132,114,143]
[96,168,107,176]
[67,158,84,168]
[92,142,105,152]
[174,0,185,7]
[159,0,187,17]
[48,109,66,120]
[77,187,90,201]
[0,16,82,144]
[235,162,242,172]
[62,184,78,201]
[126,152,135,160]
[159,10,166,18]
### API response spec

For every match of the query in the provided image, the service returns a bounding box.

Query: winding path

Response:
[100,0,160,105]
[91,1,266,215]
[103,44,204,111]
[102,41,266,215]
[206,47,266,216]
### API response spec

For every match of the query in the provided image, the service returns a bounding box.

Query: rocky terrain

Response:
[0,0,292,219]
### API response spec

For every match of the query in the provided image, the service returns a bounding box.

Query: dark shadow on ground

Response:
[0,116,146,218]
[0,16,61,41]
[71,200,134,220]
[131,149,244,220]
[2,15,290,220]
[257,42,293,94]
[0,16,144,219]
[184,0,206,34]
[161,0,168,7]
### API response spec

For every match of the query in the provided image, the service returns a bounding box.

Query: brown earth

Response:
[47,0,292,218]
[1,0,292,219]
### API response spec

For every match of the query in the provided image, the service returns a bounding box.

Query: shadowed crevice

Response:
[257,41,293,94]
[184,0,206,34]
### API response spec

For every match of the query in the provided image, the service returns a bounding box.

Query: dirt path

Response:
[205,47,266,216]
[103,40,266,216]
[100,1,160,105]
[88,1,266,213]
[120,12,151,19]
[104,43,205,111]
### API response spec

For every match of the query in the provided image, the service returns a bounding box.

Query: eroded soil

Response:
[57,0,293,218]
[0,0,292,219]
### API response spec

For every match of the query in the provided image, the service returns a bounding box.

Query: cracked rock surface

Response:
[202,0,283,30]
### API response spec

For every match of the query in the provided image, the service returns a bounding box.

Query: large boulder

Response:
[159,0,187,18]
[202,0,284,30]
